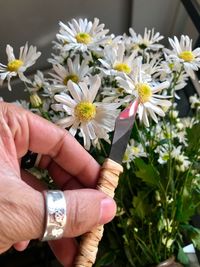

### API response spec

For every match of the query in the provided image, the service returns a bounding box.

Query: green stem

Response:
[134,233,155,263]
[148,223,159,262]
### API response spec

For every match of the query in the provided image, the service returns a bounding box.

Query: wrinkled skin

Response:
[0,102,116,266]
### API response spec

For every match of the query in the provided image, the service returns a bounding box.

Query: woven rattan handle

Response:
[74,158,123,267]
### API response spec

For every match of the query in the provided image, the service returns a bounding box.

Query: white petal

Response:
[142,108,149,127]
[152,81,170,93]
[138,104,144,121]
[63,105,74,115]
[184,64,195,79]
[98,59,111,69]
[18,72,32,83]
[89,75,101,102]
[148,108,158,123]
[51,103,64,111]
[80,124,91,150]
[6,45,15,61]
[7,76,12,91]
[69,120,79,136]
[79,82,90,100]
[54,94,76,107]
[86,122,96,139]
[145,102,165,116]
[57,116,74,128]
[68,80,82,102]
[151,97,172,107]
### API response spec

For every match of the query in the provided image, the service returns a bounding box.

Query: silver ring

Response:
[41,190,67,241]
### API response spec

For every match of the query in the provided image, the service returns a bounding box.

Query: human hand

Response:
[0,102,116,266]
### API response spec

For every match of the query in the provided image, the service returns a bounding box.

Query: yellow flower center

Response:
[168,63,174,70]
[74,101,96,122]
[63,40,69,45]
[131,146,140,155]
[7,59,23,72]
[114,63,131,74]
[76,32,92,44]
[132,44,139,50]
[136,83,152,103]
[179,51,194,62]
[123,151,129,161]
[116,87,124,94]
[162,154,169,161]
[63,74,79,85]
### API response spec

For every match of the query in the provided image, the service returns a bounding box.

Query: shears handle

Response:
[75,158,123,267]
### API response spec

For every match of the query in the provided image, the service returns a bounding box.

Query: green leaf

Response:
[132,191,151,219]
[186,123,200,153]
[124,245,136,266]
[177,246,189,265]
[191,228,200,250]
[95,251,116,266]
[176,191,196,223]
[134,158,160,187]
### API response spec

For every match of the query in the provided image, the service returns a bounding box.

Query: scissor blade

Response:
[109,100,138,164]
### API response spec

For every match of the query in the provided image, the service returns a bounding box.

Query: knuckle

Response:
[66,191,83,237]
[65,190,102,237]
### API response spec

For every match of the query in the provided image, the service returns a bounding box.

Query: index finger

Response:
[4,102,100,187]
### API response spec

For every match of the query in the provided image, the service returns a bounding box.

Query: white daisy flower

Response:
[175,154,191,172]
[56,18,109,53]
[28,70,49,93]
[117,63,171,127]
[176,130,187,146]
[123,139,147,169]
[48,50,69,65]
[157,145,170,165]
[99,43,137,76]
[0,43,41,90]
[52,76,120,150]
[49,55,90,90]
[181,117,196,129]
[159,145,191,171]
[190,94,200,109]
[129,28,164,52]
[156,144,188,165]
[101,86,128,104]
[169,110,179,119]
[142,55,163,77]
[166,35,200,79]
[158,57,189,98]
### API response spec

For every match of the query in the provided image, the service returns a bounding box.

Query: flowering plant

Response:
[0,18,200,266]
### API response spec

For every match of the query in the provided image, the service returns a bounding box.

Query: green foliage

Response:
[177,246,189,265]
[186,123,200,155]
[191,228,200,250]
[134,158,160,187]
[96,102,200,266]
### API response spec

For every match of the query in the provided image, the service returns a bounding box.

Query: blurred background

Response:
[0,0,199,102]
[0,0,199,266]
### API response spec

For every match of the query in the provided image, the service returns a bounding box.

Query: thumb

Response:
[0,184,116,249]
[63,189,116,237]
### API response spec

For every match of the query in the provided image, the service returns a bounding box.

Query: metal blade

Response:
[109,100,138,164]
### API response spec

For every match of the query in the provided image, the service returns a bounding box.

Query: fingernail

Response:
[99,198,116,225]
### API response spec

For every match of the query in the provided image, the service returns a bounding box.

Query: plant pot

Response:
[156,257,183,267]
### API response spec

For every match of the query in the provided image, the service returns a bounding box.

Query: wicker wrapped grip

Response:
[75,158,123,267]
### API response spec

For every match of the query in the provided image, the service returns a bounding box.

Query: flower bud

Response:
[30,93,42,108]
[169,110,178,119]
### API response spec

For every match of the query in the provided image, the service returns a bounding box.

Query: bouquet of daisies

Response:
[0,17,200,266]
